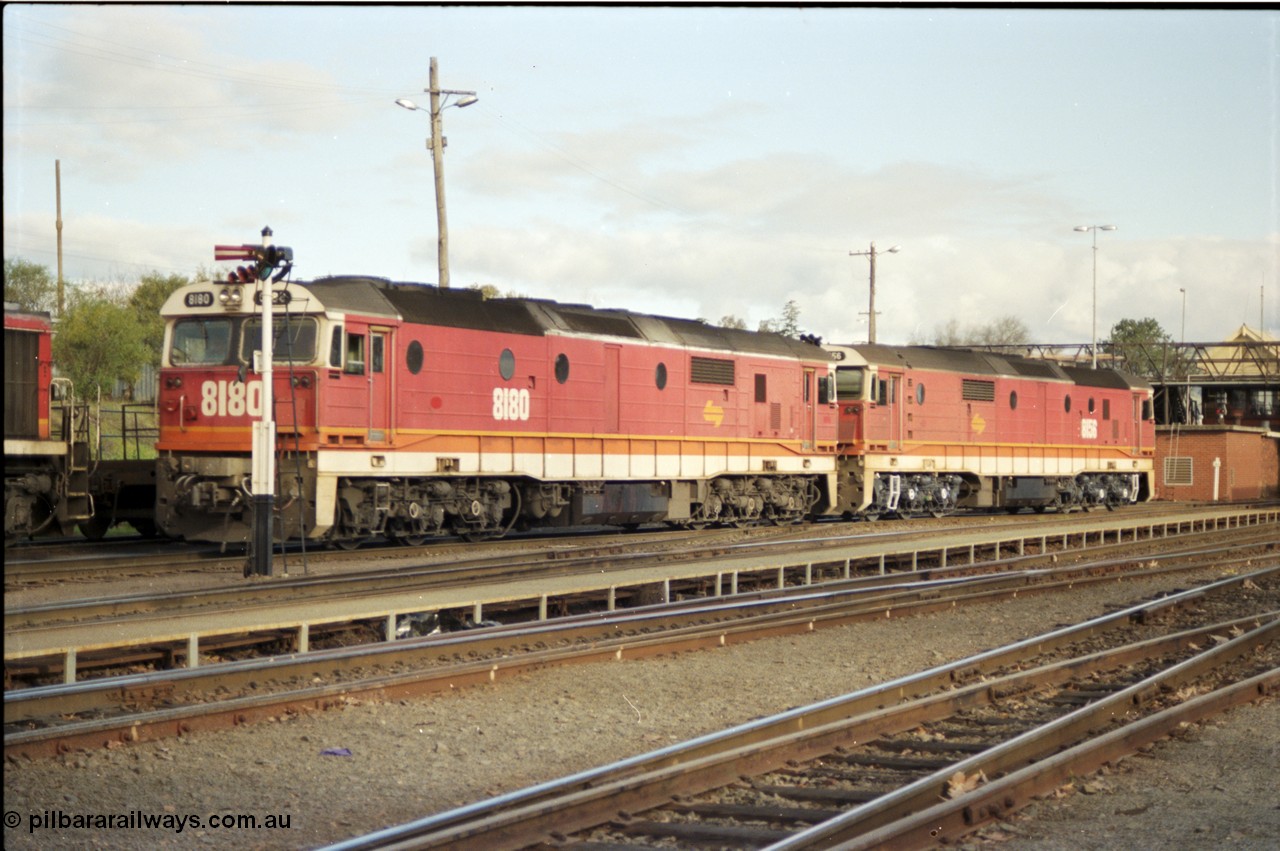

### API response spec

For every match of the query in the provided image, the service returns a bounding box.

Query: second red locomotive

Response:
[824,344,1155,517]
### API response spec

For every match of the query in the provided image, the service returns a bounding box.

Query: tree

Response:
[1105,317,1178,378]
[718,314,748,330]
[4,258,57,314]
[758,300,802,337]
[468,283,503,300]
[128,272,189,358]
[969,315,1030,346]
[917,315,1029,347]
[51,290,149,399]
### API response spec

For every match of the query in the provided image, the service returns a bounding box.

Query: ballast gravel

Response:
[4,564,1277,850]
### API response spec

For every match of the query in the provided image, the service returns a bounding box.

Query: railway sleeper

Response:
[615,817,792,846]
[669,801,848,825]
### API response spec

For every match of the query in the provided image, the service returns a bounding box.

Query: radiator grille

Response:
[961,379,996,402]
[691,356,735,386]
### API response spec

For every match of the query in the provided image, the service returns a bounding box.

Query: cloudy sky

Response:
[5,5,1278,345]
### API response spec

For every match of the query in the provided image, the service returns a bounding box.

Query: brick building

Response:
[1156,425,1279,502]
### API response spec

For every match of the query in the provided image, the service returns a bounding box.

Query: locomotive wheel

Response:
[399,535,430,547]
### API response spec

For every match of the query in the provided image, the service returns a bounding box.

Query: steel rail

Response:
[7,503,1269,601]
[5,501,1250,584]
[6,510,1274,672]
[7,557,1274,761]
[321,613,1279,850]
[7,516,1269,691]
[772,623,1280,848]
[5,523,1271,695]
[295,565,1278,849]
[822,670,1277,849]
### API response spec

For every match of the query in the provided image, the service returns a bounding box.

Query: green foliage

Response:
[718,314,748,330]
[128,272,189,357]
[467,283,523,300]
[51,289,149,399]
[468,283,504,300]
[4,257,57,314]
[758,300,803,337]
[1106,317,1183,377]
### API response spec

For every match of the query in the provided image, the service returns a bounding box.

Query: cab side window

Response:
[329,326,343,368]
[345,333,366,375]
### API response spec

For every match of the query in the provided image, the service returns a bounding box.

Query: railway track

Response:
[6,536,1275,761]
[4,501,1252,586]
[5,507,1274,686]
[320,568,1279,850]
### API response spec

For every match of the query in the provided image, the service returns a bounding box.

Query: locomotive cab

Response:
[156,279,330,543]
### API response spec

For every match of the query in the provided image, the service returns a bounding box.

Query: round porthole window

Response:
[555,353,570,384]
[916,383,925,405]
[1064,395,1072,413]
[499,348,515,381]
[655,362,668,390]
[406,341,424,375]
[1009,390,1018,410]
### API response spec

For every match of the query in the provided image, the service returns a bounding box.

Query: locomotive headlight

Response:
[229,288,242,305]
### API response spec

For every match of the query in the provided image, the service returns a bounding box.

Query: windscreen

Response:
[170,318,234,365]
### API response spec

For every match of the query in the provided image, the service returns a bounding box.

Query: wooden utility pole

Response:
[850,241,900,345]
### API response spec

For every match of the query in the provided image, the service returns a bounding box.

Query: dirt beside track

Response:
[4,564,1277,849]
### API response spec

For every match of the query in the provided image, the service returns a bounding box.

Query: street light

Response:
[1073,224,1117,368]
[849,241,900,344]
[1179,287,1186,344]
[396,56,478,289]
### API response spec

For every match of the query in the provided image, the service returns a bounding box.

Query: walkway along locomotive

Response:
[153,275,1155,547]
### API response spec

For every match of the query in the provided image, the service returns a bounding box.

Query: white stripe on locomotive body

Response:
[860,453,1151,478]
[313,448,836,479]
[4,439,68,456]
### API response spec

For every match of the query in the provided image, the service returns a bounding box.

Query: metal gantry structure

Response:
[975,336,1279,428]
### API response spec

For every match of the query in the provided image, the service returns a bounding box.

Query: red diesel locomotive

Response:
[824,344,1155,518]
[4,304,94,545]
[155,276,841,546]
[153,274,1155,547]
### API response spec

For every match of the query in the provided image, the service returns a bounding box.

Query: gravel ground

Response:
[4,564,1277,850]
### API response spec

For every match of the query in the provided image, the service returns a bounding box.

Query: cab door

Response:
[802,367,816,450]
[368,328,391,442]
[881,370,902,449]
